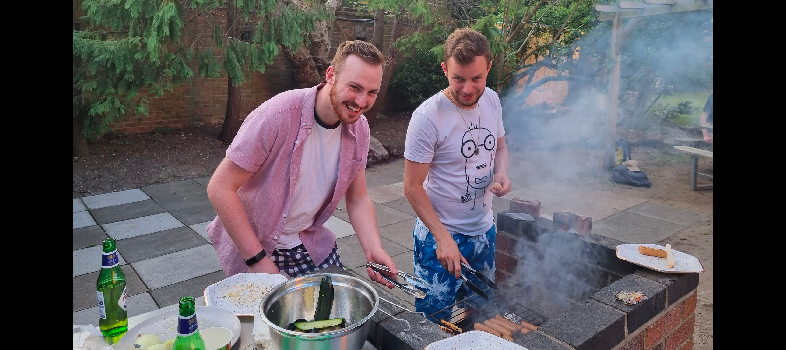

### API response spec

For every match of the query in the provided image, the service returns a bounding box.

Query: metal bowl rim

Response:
[258,272,379,338]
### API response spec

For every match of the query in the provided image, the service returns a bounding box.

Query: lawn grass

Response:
[648,91,711,126]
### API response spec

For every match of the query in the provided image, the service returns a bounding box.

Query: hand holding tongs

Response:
[367,262,427,299]
[460,262,497,289]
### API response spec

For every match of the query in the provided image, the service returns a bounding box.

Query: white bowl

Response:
[201,326,233,350]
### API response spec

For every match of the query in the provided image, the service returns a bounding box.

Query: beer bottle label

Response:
[177,314,199,336]
[97,291,106,319]
[102,250,120,268]
[118,286,128,311]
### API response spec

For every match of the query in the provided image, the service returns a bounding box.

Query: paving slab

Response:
[378,218,416,249]
[365,159,405,188]
[625,201,706,226]
[367,184,406,204]
[74,198,87,213]
[131,244,221,290]
[73,292,160,326]
[189,221,212,242]
[101,212,184,240]
[502,187,567,207]
[570,190,648,211]
[594,211,684,242]
[528,180,593,199]
[89,199,166,225]
[541,198,619,223]
[74,245,126,277]
[192,177,211,187]
[148,271,226,308]
[325,216,356,239]
[589,223,645,244]
[380,197,416,217]
[115,226,208,263]
[81,189,150,210]
[168,201,217,226]
[73,265,147,312]
[74,211,97,229]
[142,180,210,213]
[73,225,108,250]
[374,202,415,228]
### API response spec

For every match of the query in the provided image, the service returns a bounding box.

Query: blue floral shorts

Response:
[412,218,496,323]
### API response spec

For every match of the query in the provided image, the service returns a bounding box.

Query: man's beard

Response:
[449,88,484,108]
[330,83,365,124]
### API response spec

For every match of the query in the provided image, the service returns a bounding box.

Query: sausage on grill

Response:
[473,322,501,337]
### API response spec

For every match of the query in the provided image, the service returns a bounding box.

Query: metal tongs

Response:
[367,262,427,299]
[459,262,496,300]
[460,262,497,289]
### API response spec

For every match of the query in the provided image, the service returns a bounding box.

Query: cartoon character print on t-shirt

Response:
[459,124,495,210]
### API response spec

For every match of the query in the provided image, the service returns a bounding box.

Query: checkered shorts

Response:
[271,243,343,278]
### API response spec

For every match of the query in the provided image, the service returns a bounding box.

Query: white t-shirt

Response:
[404,87,505,236]
[277,120,342,249]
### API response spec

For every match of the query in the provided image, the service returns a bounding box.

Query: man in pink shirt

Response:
[206,40,398,288]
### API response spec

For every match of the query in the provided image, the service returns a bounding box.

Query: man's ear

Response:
[326,66,336,84]
[441,62,448,76]
[487,60,493,72]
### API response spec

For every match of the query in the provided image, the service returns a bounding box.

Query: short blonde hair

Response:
[331,40,385,74]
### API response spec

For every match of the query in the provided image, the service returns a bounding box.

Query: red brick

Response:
[666,314,694,350]
[509,198,541,217]
[618,331,644,350]
[650,343,663,350]
[496,233,519,257]
[683,292,697,319]
[646,314,666,348]
[495,251,518,275]
[663,305,681,333]
[677,336,693,350]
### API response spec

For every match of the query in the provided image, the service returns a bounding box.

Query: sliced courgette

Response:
[293,317,346,332]
[314,275,334,321]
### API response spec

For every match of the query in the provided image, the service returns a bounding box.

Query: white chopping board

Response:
[616,244,704,273]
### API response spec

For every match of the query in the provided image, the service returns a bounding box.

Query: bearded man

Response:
[403,28,512,322]
[206,40,398,287]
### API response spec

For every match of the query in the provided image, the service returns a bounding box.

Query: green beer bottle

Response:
[172,296,206,350]
[96,238,128,344]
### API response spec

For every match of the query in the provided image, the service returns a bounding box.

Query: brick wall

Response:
[74,2,392,135]
[619,291,697,350]
[493,211,699,350]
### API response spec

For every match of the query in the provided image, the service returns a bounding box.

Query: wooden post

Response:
[604,13,623,168]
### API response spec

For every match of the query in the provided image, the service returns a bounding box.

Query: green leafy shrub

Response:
[388,49,446,112]
[647,100,697,123]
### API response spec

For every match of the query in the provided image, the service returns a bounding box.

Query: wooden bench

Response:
[674,146,713,190]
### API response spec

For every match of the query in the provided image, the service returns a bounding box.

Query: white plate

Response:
[204,273,289,316]
[425,330,528,350]
[616,244,704,273]
[118,306,241,346]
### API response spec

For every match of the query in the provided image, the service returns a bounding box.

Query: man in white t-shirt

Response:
[403,28,512,322]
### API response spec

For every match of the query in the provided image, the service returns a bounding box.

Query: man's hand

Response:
[702,130,713,144]
[435,236,467,279]
[248,257,281,274]
[491,173,512,197]
[365,248,398,289]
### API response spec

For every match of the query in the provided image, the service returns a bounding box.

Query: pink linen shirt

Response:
[206,83,370,277]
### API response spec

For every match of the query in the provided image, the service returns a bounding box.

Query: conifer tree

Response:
[73,0,326,155]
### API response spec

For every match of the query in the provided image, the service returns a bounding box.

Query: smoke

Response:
[499,10,712,184]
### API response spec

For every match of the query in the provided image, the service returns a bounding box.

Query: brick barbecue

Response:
[356,199,700,350]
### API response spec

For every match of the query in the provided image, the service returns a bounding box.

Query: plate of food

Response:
[118,306,241,347]
[616,244,704,273]
[204,272,289,316]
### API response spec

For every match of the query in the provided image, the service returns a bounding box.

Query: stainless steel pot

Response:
[258,273,379,350]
